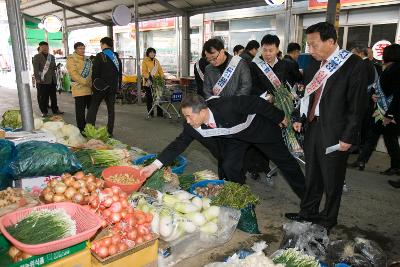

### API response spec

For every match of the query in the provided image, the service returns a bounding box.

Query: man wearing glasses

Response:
[203,38,252,99]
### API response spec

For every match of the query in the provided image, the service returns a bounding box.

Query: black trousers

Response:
[144,86,163,116]
[358,121,400,168]
[244,146,270,173]
[37,83,59,114]
[86,89,115,135]
[74,95,92,132]
[217,139,248,184]
[300,120,349,228]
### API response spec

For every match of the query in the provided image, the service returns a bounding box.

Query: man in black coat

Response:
[286,22,368,232]
[140,94,306,200]
[194,48,209,98]
[240,40,260,64]
[86,37,122,136]
[283,42,303,87]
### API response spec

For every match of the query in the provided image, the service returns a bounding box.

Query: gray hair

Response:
[181,95,207,113]
[351,46,368,57]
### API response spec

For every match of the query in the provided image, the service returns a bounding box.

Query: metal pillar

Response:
[326,0,340,26]
[5,0,34,131]
[107,25,114,38]
[62,8,69,56]
[175,17,180,77]
[283,0,293,53]
[181,14,190,77]
[135,0,142,104]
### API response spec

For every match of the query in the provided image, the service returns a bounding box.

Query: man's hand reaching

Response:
[139,163,159,179]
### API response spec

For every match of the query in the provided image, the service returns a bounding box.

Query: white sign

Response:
[265,0,285,5]
[372,40,391,61]
[112,5,132,26]
[42,15,62,33]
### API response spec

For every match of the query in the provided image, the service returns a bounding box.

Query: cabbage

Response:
[1,110,22,129]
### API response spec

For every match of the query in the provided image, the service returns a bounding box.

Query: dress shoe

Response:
[388,179,400,188]
[284,213,312,222]
[380,167,400,176]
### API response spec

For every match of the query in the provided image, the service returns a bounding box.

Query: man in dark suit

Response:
[86,37,122,137]
[283,42,303,87]
[240,40,260,65]
[194,48,209,98]
[285,22,368,232]
[140,95,306,200]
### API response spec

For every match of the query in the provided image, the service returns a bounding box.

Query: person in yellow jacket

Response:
[66,42,93,132]
[141,47,165,117]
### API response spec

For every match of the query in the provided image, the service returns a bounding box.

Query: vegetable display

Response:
[142,156,179,168]
[8,246,32,263]
[178,174,196,191]
[211,182,259,209]
[193,170,219,181]
[194,184,224,198]
[0,187,23,208]
[108,174,139,184]
[41,172,103,204]
[6,209,77,244]
[82,124,109,143]
[40,121,86,147]
[1,110,22,129]
[273,248,320,267]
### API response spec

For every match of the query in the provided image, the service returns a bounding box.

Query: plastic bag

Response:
[237,204,260,234]
[10,141,82,178]
[327,238,386,267]
[158,207,241,267]
[280,221,329,259]
[0,140,15,190]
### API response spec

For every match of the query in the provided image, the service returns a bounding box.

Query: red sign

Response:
[139,18,175,31]
[372,40,391,61]
[309,0,388,10]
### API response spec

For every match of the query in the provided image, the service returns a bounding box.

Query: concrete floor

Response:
[1,86,400,266]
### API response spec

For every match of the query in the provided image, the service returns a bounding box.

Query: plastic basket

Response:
[133,154,187,175]
[102,166,147,194]
[188,180,225,198]
[0,202,102,255]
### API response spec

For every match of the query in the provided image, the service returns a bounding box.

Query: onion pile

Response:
[41,172,104,204]
[87,186,154,259]
[8,246,32,263]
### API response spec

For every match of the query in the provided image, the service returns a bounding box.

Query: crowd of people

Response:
[32,21,400,233]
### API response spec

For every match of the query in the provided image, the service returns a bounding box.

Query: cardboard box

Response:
[91,240,158,267]
[47,248,91,267]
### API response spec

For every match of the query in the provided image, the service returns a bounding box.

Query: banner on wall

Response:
[308,0,389,10]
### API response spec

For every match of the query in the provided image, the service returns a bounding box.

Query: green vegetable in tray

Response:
[142,169,165,191]
[1,110,22,129]
[211,181,259,209]
[273,248,319,267]
[6,209,76,244]
[82,124,109,143]
[178,174,196,191]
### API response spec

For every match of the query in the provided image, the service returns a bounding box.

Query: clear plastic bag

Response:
[10,141,82,178]
[158,207,241,267]
[280,221,330,260]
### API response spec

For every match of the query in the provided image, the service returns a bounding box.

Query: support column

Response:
[62,8,69,56]
[283,0,293,52]
[181,14,190,77]
[135,0,142,104]
[326,0,340,29]
[107,25,114,38]
[5,0,34,131]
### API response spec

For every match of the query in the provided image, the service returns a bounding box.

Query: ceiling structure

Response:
[20,0,267,29]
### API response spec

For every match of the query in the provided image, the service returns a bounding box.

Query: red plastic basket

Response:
[0,202,102,255]
[102,166,147,194]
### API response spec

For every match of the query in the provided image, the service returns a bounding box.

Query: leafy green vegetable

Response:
[6,209,76,244]
[211,182,259,209]
[142,169,165,191]
[273,248,319,267]
[178,174,196,191]
[1,110,22,129]
[82,124,109,143]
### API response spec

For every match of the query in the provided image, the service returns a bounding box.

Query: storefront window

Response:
[230,31,276,52]
[346,26,370,50]
[371,23,397,45]
[214,21,229,32]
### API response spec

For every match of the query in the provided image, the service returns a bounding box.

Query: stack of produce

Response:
[273,248,320,267]
[1,110,22,130]
[87,186,155,259]
[193,170,219,181]
[40,121,86,147]
[0,187,24,208]
[0,187,39,217]
[134,190,221,241]
[40,172,103,204]
[194,183,224,198]
[142,168,180,191]
[211,182,259,209]
[81,124,130,150]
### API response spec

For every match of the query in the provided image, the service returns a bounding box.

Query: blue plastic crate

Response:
[133,153,187,174]
[188,179,225,198]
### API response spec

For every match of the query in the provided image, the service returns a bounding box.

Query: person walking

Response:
[32,41,63,117]
[142,47,165,117]
[86,37,122,137]
[66,42,92,132]
[286,22,368,232]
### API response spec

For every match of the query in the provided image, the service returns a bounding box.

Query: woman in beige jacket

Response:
[66,42,93,132]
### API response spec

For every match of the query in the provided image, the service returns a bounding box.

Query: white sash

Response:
[196,60,204,81]
[40,54,52,81]
[252,57,282,90]
[300,49,352,117]
[212,55,242,96]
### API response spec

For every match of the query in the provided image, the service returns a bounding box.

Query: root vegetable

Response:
[64,187,77,199]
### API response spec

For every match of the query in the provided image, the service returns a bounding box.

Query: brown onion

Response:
[44,191,54,202]
[72,193,83,204]
[95,179,104,188]
[41,187,52,196]
[79,187,89,195]
[74,171,85,180]
[53,194,66,202]
[49,179,58,188]
[85,174,95,183]
[64,187,77,199]
[72,180,81,189]
[63,176,75,187]
[54,182,67,194]
[86,182,96,192]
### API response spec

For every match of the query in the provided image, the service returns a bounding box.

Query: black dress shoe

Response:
[388,179,400,188]
[380,167,400,176]
[53,110,64,115]
[285,213,310,222]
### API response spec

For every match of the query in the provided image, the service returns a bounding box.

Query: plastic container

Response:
[102,166,146,194]
[188,180,225,198]
[0,202,102,255]
[133,154,187,174]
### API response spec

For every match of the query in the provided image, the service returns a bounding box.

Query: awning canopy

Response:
[20,0,267,29]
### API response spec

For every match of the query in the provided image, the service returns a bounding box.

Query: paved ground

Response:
[1,86,399,266]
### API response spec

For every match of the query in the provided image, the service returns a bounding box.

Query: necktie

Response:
[308,60,327,122]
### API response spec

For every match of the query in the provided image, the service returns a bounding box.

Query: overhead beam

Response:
[21,0,49,11]
[51,0,112,26]
[151,0,186,16]
[188,0,265,16]
[32,0,111,17]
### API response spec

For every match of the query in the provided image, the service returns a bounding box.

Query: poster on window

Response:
[308,0,388,10]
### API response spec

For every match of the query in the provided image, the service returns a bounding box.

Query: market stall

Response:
[0,109,388,267]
